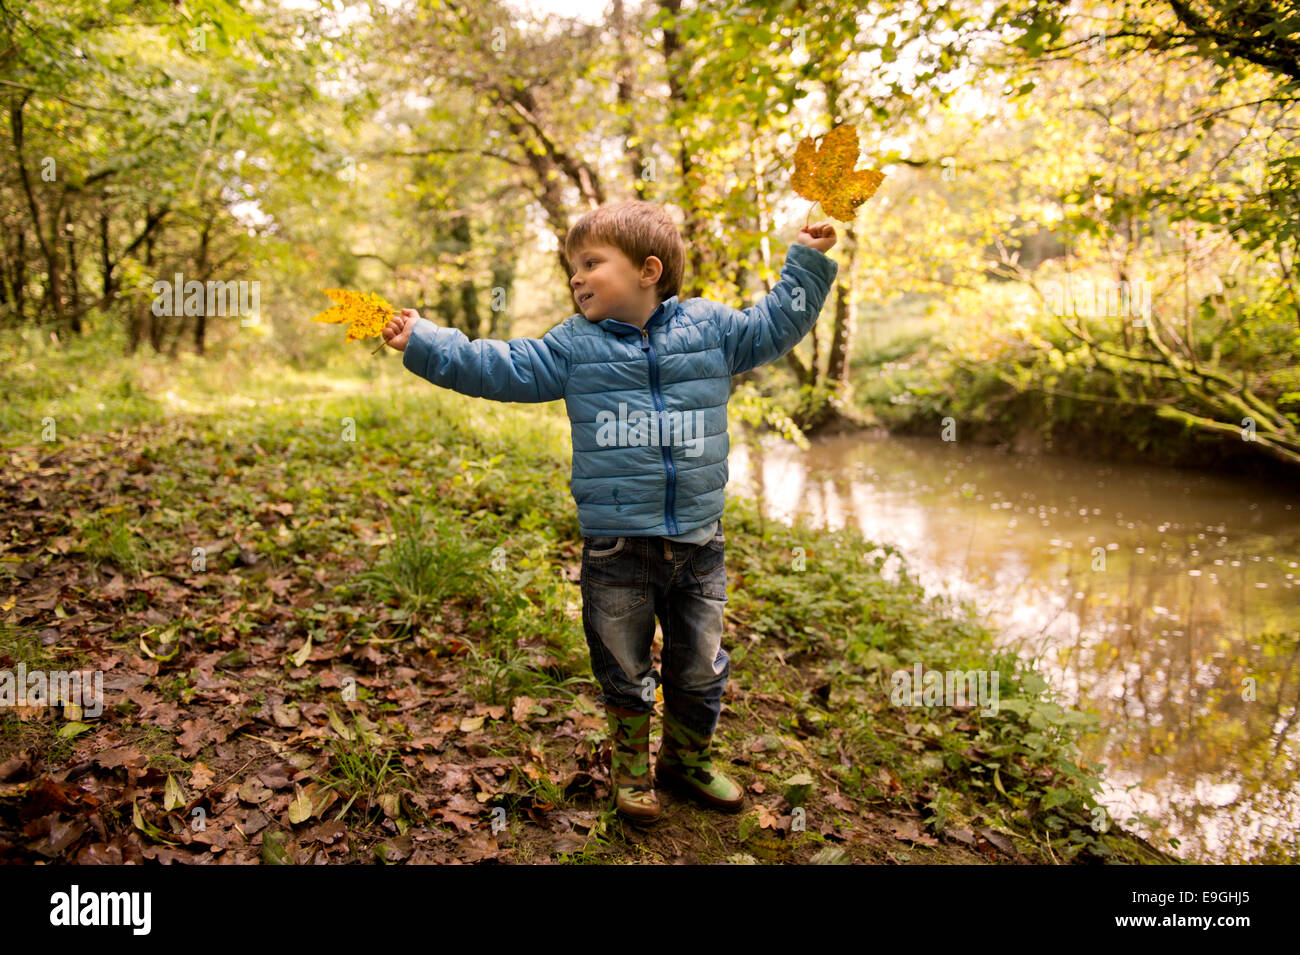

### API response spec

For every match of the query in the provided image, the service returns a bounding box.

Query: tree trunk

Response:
[488,258,514,338]
[10,91,66,327]
[193,216,212,356]
[660,0,706,296]
[612,0,647,198]
[64,208,82,333]
[129,228,156,356]
[825,222,858,386]
[449,214,482,339]
[100,209,113,302]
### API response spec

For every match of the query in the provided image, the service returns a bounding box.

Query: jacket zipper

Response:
[640,326,678,535]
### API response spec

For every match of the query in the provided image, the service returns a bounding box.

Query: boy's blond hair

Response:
[564,199,685,302]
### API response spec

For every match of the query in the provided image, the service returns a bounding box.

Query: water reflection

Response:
[728,429,1300,863]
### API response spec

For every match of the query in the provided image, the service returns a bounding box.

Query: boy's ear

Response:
[642,255,663,286]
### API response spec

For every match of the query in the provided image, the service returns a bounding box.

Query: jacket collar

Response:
[596,295,678,336]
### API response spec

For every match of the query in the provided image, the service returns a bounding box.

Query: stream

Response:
[727,429,1300,863]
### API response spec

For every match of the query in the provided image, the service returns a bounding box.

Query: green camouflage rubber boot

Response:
[655,708,744,813]
[605,704,660,824]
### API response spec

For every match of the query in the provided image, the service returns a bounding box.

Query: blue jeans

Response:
[580,521,729,739]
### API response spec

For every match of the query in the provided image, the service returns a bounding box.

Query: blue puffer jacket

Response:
[402,241,838,537]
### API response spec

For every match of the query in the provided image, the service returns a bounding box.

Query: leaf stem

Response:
[371,309,400,355]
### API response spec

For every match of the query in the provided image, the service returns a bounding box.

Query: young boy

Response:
[382,199,837,824]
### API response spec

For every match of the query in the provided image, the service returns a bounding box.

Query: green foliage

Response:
[358,504,485,633]
[729,380,810,448]
[312,712,414,828]
[853,268,1298,470]
[79,509,147,578]
[462,536,589,705]
[720,498,1154,863]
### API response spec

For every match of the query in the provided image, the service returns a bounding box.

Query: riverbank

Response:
[842,293,1300,486]
[0,329,1181,863]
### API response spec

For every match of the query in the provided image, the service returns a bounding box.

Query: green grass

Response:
[80,510,148,578]
[358,503,487,633]
[311,713,415,828]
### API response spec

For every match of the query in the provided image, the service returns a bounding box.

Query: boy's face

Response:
[570,242,660,323]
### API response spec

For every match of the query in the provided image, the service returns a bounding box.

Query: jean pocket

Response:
[691,537,727,600]
[582,541,647,615]
[585,536,625,560]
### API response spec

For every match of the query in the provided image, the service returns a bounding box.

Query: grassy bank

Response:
[0,324,1179,863]
[846,286,1300,482]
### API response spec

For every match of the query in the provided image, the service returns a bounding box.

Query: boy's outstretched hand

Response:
[383,308,420,352]
[794,222,837,254]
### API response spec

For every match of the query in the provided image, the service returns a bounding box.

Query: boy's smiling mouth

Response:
[578,292,595,307]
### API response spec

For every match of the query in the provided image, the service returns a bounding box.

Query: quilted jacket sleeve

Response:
[716,242,838,376]
[402,317,571,403]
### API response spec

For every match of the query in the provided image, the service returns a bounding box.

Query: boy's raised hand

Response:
[383,308,420,352]
[794,222,837,254]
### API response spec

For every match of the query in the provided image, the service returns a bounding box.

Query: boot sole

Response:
[618,810,661,826]
[614,801,661,825]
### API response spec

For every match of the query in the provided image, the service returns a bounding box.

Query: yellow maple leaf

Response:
[792,124,886,221]
[311,289,398,344]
